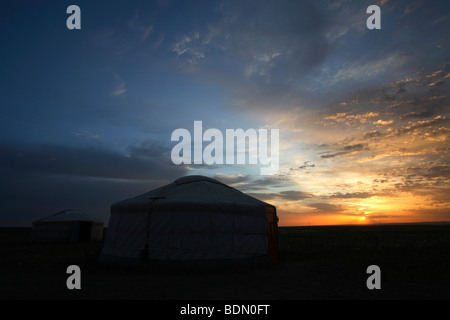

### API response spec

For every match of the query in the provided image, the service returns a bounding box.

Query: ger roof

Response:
[112,175,274,213]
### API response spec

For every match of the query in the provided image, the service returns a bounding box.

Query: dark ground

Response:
[1,225,449,300]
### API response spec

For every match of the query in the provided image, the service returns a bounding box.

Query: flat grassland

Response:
[1,225,449,300]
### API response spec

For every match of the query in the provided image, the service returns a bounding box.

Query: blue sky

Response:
[1,0,449,226]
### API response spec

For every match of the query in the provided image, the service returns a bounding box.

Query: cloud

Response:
[248,190,313,202]
[327,53,411,85]
[0,166,165,225]
[278,190,314,201]
[320,143,366,159]
[258,58,450,224]
[111,81,126,96]
[328,192,374,199]
[127,139,170,160]
[318,65,449,133]
[171,32,205,65]
[404,0,424,15]
[363,131,383,139]
[325,0,368,41]
[110,74,127,96]
[168,0,338,108]
[307,202,343,213]
[376,0,390,6]
[393,163,450,181]
[290,161,315,171]
[0,141,187,181]
[142,26,154,42]
[373,119,394,126]
[428,79,445,87]
[237,175,295,192]
[72,129,101,140]
[391,116,449,138]
[0,139,192,226]
[213,173,249,185]
[128,12,154,42]
[324,112,381,127]
[246,192,279,202]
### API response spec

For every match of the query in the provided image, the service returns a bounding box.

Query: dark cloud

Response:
[363,131,383,139]
[278,190,314,201]
[0,141,189,225]
[328,192,373,199]
[394,164,450,181]
[171,0,338,110]
[307,202,343,213]
[237,175,295,191]
[400,109,441,120]
[248,190,313,202]
[0,169,161,226]
[422,165,450,179]
[127,139,170,159]
[246,192,279,202]
[0,141,186,180]
[290,161,315,171]
[216,0,335,74]
[373,179,389,183]
[320,143,366,159]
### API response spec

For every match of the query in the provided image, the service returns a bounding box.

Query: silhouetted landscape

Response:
[1,224,449,300]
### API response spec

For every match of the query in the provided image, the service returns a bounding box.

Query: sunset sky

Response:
[1,0,449,226]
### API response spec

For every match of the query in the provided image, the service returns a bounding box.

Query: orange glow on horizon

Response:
[277,210,449,226]
[274,192,450,227]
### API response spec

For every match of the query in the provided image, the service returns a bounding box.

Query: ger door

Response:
[265,206,279,263]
